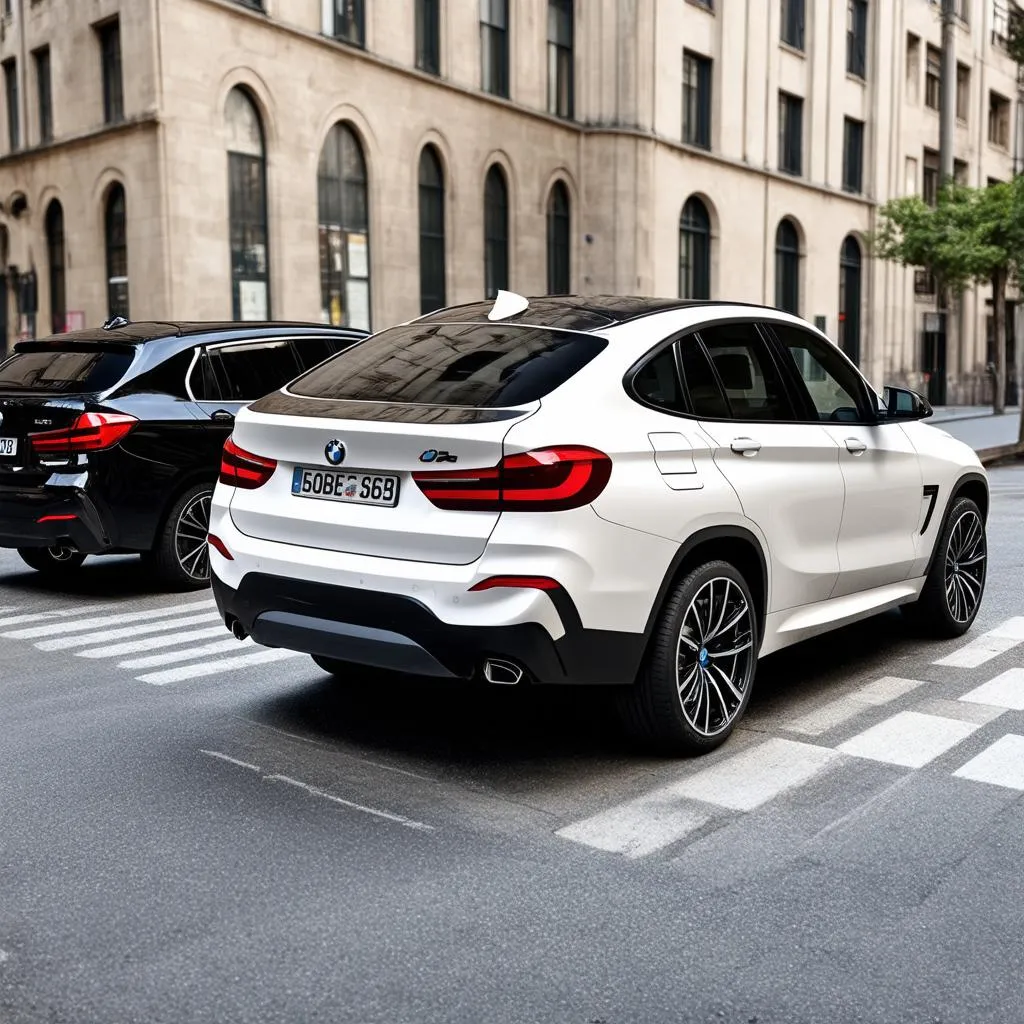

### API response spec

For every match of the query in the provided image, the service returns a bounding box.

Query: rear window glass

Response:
[0,346,134,393]
[288,323,607,407]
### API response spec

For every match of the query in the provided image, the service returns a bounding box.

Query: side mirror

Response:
[881,385,933,421]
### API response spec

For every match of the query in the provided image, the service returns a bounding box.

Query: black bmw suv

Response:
[0,319,365,588]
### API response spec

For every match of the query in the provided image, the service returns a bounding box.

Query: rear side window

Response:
[0,346,134,393]
[115,347,194,399]
[202,341,302,402]
[633,347,687,413]
[288,323,607,407]
[291,336,341,373]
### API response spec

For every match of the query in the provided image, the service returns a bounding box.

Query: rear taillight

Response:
[29,412,138,456]
[413,445,611,512]
[219,437,277,490]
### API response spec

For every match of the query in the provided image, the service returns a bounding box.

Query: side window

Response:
[632,346,686,413]
[116,348,193,399]
[679,338,730,419]
[697,322,794,421]
[772,323,867,422]
[291,337,338,374]
[206,341,302,401]
[189,350,222,402]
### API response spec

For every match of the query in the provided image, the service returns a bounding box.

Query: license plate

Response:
[291,466,399,507]
[0,438,17,457]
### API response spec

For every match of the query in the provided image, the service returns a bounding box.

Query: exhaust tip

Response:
[228,618,249,641]
[483,658,524,685]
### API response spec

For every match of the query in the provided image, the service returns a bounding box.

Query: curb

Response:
[930,410,1021,426]
[978,442,1024,467]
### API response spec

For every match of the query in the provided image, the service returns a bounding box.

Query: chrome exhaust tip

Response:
[483,658,524,685]
[229,618,249,641]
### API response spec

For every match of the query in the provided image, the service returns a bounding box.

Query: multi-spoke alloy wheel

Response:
[621,559,759,756]
[943,508,986,624]
[175,491,212,583]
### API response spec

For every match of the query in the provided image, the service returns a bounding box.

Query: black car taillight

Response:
[29,412,138,456]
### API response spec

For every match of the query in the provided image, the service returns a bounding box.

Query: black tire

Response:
[146,483,214,590]
[619,559,758,756]
[18,545,86,575]
[901,496,987,639]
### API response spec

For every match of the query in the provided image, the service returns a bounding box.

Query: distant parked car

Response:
[0,319,366,588]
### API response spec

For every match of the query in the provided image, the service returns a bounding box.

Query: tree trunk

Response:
[993,268,1007,417]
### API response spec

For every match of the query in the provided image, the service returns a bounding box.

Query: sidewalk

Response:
[929,404,1021,425]
[928,406,1021,453]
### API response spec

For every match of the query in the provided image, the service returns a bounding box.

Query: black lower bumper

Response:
[0,485,111,553]
[212,571,646,685]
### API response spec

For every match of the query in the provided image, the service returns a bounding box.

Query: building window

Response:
[328,0,365,47]
[546,181,570,295]
[915,269,936,296]
[226,88,270,321]
[483,164,509,299]
[318,122,371,331]
[905,155,918,195]
[97,18,124,124]
[480,0,509,98]
[956,63,970,122]
[839,235,862,366]
[33,47,51,144]
[843,117,864,193]
[954,158,968,185]
[45,199,65,335]
[3,59,17,151]
[418,146,446,315]
[778,91,803,175]
[775,218,800,314]
[922,147,939,205]
[846,0,867,78]
[682,50,712,149]
[989,91,1011,148]
[547,0,573,118]
[415,0,440,74]
[781,0,805,50]
[105,183,129,320]
[679,197,711,300]
[925,45,941,110]
[906,34,920,102]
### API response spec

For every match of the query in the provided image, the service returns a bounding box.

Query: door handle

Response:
[730,437,762,457]
[844,437,867,454]
[210,409,234,423]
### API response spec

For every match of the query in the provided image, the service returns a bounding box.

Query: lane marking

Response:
[784,676,928,736]
[200,749,262,773]
[36,611,221,651]
[120,638,251,670]
[0,603,119,628]
[837,710,979,768]
[556,800,710,859]
[3,598,214,640]
[959,668,1024,711]
[932,617,1024,668]
[77,624,229,659]
[0,949,8,964]
[137,647,304,685]
[953,734,1024,791]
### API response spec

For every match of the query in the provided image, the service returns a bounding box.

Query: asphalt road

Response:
[2,467,1024,1024]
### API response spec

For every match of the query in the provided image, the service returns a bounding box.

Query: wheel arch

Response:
[924,471,989,577]
[146,471,218,553]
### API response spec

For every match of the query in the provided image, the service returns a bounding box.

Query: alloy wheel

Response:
[944,509,986,624]
[675,577,755,737]
[175,491,212,582]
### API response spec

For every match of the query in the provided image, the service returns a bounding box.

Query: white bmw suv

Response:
[208,294,988,755]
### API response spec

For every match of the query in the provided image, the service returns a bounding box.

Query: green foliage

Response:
[1006,4,1024,66]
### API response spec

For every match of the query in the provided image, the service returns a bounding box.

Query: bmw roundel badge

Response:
[324,439,346,466]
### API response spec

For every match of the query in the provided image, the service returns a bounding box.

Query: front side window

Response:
[778,91,803,175]
[772,322,867,422]
[682,50,712,149]
[547,0,573,118]
[480,0,509,98]
[679,196,711,300]
[97,17,124,124]
[697,322,793,422]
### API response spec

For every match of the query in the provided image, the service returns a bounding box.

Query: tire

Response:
[18,545,86,575]
[619,559,758,756]
[146,483,214,590]
[901,496,987,639]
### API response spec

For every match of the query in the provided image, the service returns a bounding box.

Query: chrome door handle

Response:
[844,438,867,454]
[730,437,762,457]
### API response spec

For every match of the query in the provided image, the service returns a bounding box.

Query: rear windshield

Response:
[287,323,607,407]
[0,346,134,393]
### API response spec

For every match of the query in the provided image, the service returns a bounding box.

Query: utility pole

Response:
[936,0,957,406]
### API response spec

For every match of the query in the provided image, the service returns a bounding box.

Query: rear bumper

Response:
[212,570,646,685]
[0,484,111,553]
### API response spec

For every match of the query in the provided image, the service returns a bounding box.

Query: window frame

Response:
[778,90,803,176]
[105,183,129,320]
[97,17,124,125]
[329,0,365,48]
[546,180,571,295]
[925,45,941,110]
[780,0,805,50]
[989,90,1011,148]
[483,164,509,299]
[682,49,712,149]
[547,0,574,119]
[418,145,447,315]
[33,46,51,144]
[480,0,510,98]
[846,0,868,80]
[842,116,864,194]
[679,196,711,300]
[415,0,441,74]
[186,337,326,404]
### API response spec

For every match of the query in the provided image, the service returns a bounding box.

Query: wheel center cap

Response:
[698,647,709,668]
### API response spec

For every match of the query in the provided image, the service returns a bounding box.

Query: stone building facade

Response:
[0,0,1021,404]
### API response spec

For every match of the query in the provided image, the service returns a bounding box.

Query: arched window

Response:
[483,165,509,299]
[839,234,863,365]
[775,218,800,314]
[546,181,570,295]
[225,87,269,321]
[418,146,446,315]
[318,122,371,330]
[679,196,711,300]
[105,183,129,319]
[45,199,65,335]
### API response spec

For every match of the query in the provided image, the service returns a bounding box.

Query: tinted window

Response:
[116,347,194,399]
[0,346,134,393]
[291,336,340,373]
[289,323,607,407]
[697,323,793,421]
[190,350,221,402]
[772,323,866,422]
[679,338,730,418]
[206,341,301,402]
[633,347,686,413]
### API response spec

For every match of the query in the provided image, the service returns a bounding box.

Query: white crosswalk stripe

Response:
[137,647,305,686]
[932,617,1024,668]
[959,668,1024,711]
[0,603,120,629]
[77,624,229,659]
[3,598,214,640]
[784,676,928,736]
[119,638,253,670]
[953,735,1024,791]
[836,710,980,768]
[36,611,222,651]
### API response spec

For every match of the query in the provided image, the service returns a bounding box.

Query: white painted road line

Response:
[3,598,214,640]
[959,668,1024,711]
[953,735,1024,791]
[556,800,710,859]
[200,749,262,773]
[932,617,1024,668]
[77,624,229,659]
[0,603,119,629]
[137,647,304,685]
[785,676,928,736]
[837,710,979,768]
[120,638,252,670]
[35,611,222,651]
